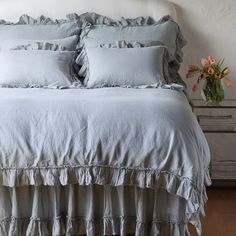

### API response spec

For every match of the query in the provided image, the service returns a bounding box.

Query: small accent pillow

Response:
[0,35,78,51]
[84,46,169,88]
[77,40,180,85]
[0,51,75,88]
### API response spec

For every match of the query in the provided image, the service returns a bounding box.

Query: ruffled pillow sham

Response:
[0,14,80,40]
[0,35,78,51]
[0,50,76,88]
[79,15,186,62]
[0,15,82,87]
[83,45,170,88]
[77,14,186,86]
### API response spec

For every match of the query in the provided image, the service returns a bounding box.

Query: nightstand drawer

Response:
[194,108,236,132]
[205,133,236,179]
[191,99,236,181]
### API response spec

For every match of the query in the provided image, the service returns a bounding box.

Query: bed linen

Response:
[84,46,168,88]
[77,14,186,87]
[1,185,191,236]
[0,6,208,236]
[79,15,185,63]
[0,15,80,40]
[0,51,75,87]
[0,87,210,235]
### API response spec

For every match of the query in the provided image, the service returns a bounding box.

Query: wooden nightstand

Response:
[191,99,236,185]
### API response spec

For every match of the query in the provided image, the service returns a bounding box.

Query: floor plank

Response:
[189,187,236,236]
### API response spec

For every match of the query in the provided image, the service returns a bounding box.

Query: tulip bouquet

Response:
[186,56,232,104]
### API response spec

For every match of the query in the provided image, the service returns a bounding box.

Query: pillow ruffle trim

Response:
[0,13,80,25]
[0,81,83,89]
[11,42,67,51]
[0,12,162,26]
[79,14,172,41]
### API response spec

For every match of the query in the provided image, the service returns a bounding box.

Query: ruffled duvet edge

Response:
[0,216,190,236]
[0,165,211,235]
[1,167,210,212]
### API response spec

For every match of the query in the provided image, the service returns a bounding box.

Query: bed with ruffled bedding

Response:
[0,87,210,235]
[0,1,211,234]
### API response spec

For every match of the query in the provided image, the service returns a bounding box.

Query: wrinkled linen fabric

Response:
[0,87,210,235]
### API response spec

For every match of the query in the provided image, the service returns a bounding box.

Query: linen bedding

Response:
[0,12,210,236]
[0,87,211,235]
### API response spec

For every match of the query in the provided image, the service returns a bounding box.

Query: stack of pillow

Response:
[0,14,80,88]
[0,13,186,89]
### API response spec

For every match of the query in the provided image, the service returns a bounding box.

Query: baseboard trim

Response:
[210,179,236,188]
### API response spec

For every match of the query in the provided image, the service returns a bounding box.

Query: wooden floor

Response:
[189,187,236,236]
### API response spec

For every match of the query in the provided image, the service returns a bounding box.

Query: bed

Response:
[0,0,211,235]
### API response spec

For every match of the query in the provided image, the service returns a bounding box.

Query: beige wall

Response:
[171,0,236,99]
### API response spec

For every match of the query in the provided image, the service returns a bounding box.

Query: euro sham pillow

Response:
[79,15,186,63]
[0,51,75,88]
[84,46,169,88]
[0,14,80,41]
[0,35,78,51]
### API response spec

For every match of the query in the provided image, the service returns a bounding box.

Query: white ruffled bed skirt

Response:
[0,185,196,236]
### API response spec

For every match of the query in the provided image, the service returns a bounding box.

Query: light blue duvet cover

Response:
[0,87,210,236]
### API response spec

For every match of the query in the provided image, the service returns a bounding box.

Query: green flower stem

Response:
[203,76,224,104]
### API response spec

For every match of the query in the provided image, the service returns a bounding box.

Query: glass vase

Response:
[202,77,225,105]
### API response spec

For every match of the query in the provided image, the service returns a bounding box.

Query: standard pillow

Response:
[0,35,78,51]
[0,51,75,87]
[0,15,80,40]
[84,46,168,88]
[77,40,179,85]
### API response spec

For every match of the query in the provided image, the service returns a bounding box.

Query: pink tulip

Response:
[224,68,230,76]
[208,68,214,75]
[209,58,216,65]
[200,73,206,79]
[215,73,221,80]
[225,79,233,87]
[201,58,210,67]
